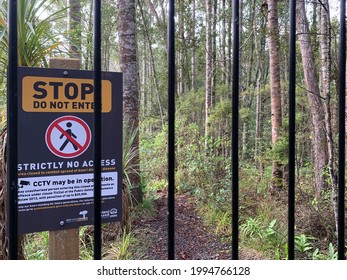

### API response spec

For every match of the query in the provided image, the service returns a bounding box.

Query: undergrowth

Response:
[140,118,346,260]
[197,166,344,260]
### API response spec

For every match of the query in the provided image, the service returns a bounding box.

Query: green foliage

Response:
[133,0,342,261]
[79,226,93,260]
[262,219,280,244]
[210,99,232,123]
[148,179,167,192]
[239,107,251,121]
[117,230,133,260]
[177,88,205,124]
[240,164,272,194]
[312,243,337,260]
[123,125,139,184]
[24,232,49,260]
[252,219,283,246]
[241,218,262,238]
[294,234,314,254]
[140,124,168,180]
[214,211,231,235]
[0,0,66,105]
[268,135,288,165]
[105,230,134,260]
[240,218,287,259]
[312,243,347,260]
[0,0,66,68]
[123,124,143,206]
[197,203,231,236]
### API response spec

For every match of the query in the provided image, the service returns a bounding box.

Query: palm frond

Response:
[0,0,67,69]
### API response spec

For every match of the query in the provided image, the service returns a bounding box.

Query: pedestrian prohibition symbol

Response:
[45,116,91,158]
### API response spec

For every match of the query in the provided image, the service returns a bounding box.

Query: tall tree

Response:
[118,0,141,202]
[68,0,81,59]
[267,0,283,190]
[84,1,94,70]
[297,0,328,194]
[254,4,267,172]
[138,0,164,126]
[177,0,187,96]
[205,0,214,143]
[191,0,197,90]
[147,0,167,51]
[221,0,227,84]
[319,0,338,229]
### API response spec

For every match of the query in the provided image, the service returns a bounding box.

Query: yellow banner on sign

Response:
[22,77,112,113]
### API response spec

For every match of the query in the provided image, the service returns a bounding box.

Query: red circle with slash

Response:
[45,116,91,158]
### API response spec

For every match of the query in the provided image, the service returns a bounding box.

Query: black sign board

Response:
[17,67,122,233]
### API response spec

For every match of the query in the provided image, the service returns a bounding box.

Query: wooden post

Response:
[48,58,80,260]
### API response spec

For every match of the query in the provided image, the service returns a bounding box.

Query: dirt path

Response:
[129,191,232,260]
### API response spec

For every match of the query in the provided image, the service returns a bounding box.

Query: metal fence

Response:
[6,0,347,260]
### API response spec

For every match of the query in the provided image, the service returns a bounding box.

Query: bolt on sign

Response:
[17,67,122,233]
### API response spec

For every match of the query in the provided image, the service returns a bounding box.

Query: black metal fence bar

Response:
[7,0,19,260]
[232,0,240,260]
[93,0,102,260]
[338,0,346,260]
[288,0,296,260]
[167,0,176,260]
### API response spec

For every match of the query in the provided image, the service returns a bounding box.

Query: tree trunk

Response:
[84,1,93,70]
[297,0,328,194]
[138,1,165,127]
[191,0,197,90]
[179,1,189,96]
[255,74,262,162]
[118,0,142,203]
[68,0,81,60]
[147,0,167,52]
[221,0,227,84]
[267,0,283,190]
[205,0,214,144]
[212,0,217,107]
[227,0,232,92]
[319,0,338,230]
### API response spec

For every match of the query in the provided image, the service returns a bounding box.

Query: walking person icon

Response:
[46,116,91,158]
[59,122,78,151]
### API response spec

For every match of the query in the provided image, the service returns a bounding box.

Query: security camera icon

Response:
[19,180,30,188]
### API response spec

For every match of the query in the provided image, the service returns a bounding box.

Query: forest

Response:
[0,0,346,260]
